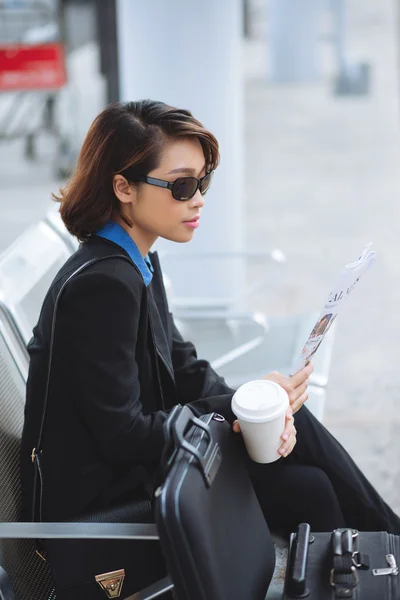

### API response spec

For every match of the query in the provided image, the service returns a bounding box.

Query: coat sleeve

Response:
[55,270,168,465]
[171,320,237,423]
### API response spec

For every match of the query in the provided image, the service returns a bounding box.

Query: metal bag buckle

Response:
[330,565,359,588]
[95,569,125,598]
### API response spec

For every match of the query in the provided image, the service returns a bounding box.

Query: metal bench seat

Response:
[0,220,72,345]
[44,204,79,254]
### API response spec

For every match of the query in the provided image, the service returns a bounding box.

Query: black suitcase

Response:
[155,405,276,600]
[285,522,400,599]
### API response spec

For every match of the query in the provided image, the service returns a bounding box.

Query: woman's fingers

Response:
[279,429,297,457]
[263,365,313,401]
[290,363,314,388]
[288,379,308,407]
[279,422,297,457]
[232,420,241,433]
[233,411,297,457]
[295,380,309,396]
[262,371,285,384]
[281,409,294,441]
[291,390,309,414]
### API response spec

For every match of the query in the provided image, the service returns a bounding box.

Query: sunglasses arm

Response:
[143,176,172,190]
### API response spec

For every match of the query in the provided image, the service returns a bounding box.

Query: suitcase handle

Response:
[171,405,210,445]
[286,523,311,598]
[161,404,183,473]
[162,405,222,487]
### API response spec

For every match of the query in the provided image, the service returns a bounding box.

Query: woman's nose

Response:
[189,190,205,208]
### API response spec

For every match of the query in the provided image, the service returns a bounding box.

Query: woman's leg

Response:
[248,458,346,535]
[291,405,400,533]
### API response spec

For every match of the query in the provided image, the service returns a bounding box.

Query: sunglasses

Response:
[137,170,214,201]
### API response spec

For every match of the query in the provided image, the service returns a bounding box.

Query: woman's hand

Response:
[263,363,314,414]
[278,407,296,457]
[232,407,297,458]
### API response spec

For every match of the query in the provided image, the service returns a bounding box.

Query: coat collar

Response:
[94,220,153,286]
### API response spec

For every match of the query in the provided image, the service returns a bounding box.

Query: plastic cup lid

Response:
[231,379,289,423]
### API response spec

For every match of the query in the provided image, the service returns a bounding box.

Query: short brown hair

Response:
[54,100,219,241]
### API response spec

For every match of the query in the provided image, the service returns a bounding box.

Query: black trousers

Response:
[246,405,400,536]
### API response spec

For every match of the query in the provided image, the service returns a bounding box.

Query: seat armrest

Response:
[127,576,174,600]
[0,522,159,540]
[175,310,268,328]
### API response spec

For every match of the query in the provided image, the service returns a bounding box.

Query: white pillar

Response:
[268,0,321,83]
[333,0,349,75]
[116,0,244,308]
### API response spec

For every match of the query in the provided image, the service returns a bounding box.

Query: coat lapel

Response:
[149,252,173,342]
[147,285,175,384]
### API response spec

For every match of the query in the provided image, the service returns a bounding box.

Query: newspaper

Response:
[291,243,377,375]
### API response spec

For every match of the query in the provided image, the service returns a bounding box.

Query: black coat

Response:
[20,236,235,522]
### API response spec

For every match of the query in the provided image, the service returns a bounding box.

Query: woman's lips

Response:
[183,218,200,229]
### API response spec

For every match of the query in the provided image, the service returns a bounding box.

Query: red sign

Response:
[0,43,66,91]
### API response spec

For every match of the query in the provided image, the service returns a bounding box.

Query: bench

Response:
[0,220,71,346]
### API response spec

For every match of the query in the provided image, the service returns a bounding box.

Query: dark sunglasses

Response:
[137,170,214,201]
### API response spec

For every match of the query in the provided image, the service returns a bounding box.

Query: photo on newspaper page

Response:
[291,243,377,375]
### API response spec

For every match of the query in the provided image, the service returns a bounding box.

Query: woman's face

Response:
[114,136,208,255]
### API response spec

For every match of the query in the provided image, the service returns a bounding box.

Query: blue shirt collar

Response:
[95,221,153,286]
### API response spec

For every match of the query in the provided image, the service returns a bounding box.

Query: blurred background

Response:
[1,0,400,513]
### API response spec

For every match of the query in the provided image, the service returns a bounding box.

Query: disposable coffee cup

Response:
[231,380,289,464]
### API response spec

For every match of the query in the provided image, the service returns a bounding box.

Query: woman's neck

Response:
[113,215,157,257]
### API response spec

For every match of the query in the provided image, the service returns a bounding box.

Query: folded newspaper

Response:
[291,243,377,375]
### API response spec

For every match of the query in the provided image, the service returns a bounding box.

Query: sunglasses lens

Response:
[200,171,213,195]
[172,177,198,200]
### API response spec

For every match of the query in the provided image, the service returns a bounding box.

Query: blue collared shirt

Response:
[95,221,153,286]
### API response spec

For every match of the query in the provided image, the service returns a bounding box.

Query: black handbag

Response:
[155,404,276,600]
[30,255,168,600]
[285,522,400,599]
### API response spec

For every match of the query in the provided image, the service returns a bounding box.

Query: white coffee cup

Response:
[231,379,289,463]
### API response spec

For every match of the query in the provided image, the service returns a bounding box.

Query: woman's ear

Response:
[113,175,137,205]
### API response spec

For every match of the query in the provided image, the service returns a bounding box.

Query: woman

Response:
[20,100,400,592]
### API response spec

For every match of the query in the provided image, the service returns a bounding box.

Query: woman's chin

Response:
[164,229,195,244]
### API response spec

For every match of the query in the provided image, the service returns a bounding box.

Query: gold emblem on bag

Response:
[95,569,125,598]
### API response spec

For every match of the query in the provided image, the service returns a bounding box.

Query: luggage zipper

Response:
[389,534,399,599]
[372,535,399,599]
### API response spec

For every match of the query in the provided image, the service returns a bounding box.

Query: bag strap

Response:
[30,254,136,522]
[330,529,361,599]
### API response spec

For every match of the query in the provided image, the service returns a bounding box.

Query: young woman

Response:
[20,100,400,594]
